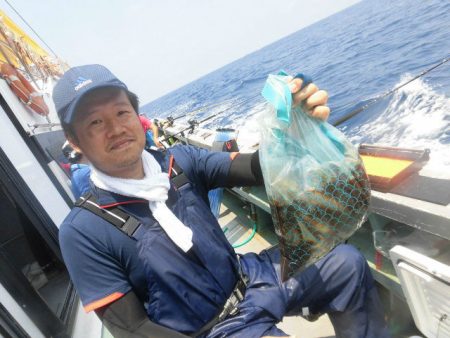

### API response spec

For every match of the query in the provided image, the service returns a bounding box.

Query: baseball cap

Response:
[53,64,128,124]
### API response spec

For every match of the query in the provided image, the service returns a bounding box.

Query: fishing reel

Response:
[187,119,199,134]
[166,116,175,127]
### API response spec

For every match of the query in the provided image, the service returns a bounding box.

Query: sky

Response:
[2,0,359,104]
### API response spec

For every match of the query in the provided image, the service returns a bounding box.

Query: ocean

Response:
[142,0,450,177]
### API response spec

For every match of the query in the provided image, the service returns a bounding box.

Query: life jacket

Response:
[75,149,240,334]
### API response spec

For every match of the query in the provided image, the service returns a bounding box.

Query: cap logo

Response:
[74,76,93,91]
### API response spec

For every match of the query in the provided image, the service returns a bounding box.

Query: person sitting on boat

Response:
[62,140,91,200]
[139,114,163,148]
[53,64,390,338]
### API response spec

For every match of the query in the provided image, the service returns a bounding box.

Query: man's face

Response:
[68,89,146,178]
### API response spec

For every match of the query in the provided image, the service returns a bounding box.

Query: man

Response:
[53,64,389,338]
[139,114,163,148]
[61,115,160,201]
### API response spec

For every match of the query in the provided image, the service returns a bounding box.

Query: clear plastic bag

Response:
[259,74,370,281]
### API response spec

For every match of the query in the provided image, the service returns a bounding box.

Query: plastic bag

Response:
[259,73,370,281]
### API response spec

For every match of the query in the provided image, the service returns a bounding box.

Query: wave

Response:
[347,75,450,177]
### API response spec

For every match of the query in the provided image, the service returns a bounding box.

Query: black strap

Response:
[169,155,190,189]
[190,279,246,337]
[75,193,141,238]
[97,291,189,338]
[149,149,190,189]
[74,153,190,238]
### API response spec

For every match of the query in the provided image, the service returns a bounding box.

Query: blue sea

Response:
[143,0,450,176]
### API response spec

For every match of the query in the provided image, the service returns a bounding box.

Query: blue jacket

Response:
[60,145,240,332]
[70,163,91,200]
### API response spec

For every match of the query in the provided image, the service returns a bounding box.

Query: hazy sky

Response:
[2,0,358,104]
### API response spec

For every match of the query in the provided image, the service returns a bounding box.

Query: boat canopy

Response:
[0,9,65,79]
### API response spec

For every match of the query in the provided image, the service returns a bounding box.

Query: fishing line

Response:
[165,97,238,123]
[332,55,450,126]
[163,92,261,124]
[159,54,450,141]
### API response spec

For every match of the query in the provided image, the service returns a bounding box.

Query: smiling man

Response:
[53,64,389,338]
[68,88,146,178]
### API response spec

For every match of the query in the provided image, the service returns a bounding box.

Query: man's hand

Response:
[151,124,164,148]
[153,137,163,148]
[287,76,330,121]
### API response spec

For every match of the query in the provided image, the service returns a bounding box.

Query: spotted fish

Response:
[269,160,370,281]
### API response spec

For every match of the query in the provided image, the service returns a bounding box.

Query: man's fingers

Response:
[308,105,330,121]
[304,90,328,110]
[288,78,303,93]
[293,83,318,106]
[287,77,330,121]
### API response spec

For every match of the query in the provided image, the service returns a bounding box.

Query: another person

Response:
[62,141,91,199]
[53,64,389,338]
[139,114,163,148]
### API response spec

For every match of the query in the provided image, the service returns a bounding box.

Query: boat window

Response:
[31,130,75,203]
[33,130,71,177]
[0,184,71,319]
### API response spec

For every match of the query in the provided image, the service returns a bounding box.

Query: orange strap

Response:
[168,155,174,177]
[83,292,125,312]
[229,152,240,161]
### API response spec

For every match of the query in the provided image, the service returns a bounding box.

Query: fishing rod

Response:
[158,92,261,143]
[165,97,238,126]
[164,91,261,126]
[332,55,450,127]
[159,107,231,143]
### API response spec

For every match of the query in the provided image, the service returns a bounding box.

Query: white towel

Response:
[90,151,193,252]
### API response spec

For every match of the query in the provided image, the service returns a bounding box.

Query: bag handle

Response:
[261,72,293,125]
[261,71,313,125]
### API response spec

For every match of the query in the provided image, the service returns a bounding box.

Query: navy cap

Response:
[53,64,128,124]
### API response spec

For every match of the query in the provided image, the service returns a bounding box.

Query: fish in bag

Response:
[259,73,370,281]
